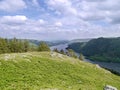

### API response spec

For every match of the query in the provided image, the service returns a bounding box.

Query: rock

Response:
[104,85,117,90]
[57,54,63,58]
[105,70,111,74]
[95,64,101,68]
[50,52,56,57]
[4,54,10,61]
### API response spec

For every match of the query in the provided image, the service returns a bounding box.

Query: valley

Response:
[50,43,120,75]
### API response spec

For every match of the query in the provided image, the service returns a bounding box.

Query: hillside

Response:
[67,42,86,53]
[7,38,68,47]
[0,52,120,90]
[69,38,91,44]
[67,37,120,62]
[28,39,69,46]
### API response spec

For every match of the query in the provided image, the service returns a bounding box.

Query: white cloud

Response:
[55,22,63,27]
[99,0,120,11]
[32,0,39,7]
[1,15,27,24]
[1,0,120,40]
[0,0,26,12]
[38,19,46,24]
[47,0,77,16]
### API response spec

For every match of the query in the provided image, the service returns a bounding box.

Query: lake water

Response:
[85,59,120,74]
[50,44,120,74]
[50,43,68,52]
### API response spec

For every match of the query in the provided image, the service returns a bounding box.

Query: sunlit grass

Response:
[0,52,120,90]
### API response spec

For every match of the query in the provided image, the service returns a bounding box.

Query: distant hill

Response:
[69,38,92,44]
[67,42,87,53]
[0,52,120,89]
[67,37,120,62]
[28,39,69,46]
[8,38,69,47]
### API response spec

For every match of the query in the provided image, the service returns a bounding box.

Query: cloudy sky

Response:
[0,0,120,40]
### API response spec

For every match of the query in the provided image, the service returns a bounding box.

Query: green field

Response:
[0,52,120,90]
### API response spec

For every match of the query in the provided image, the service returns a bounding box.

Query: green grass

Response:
[0,52,120,90]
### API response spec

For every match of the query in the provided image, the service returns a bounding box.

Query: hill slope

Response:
[67,37,120,62]
[0,52,120,90]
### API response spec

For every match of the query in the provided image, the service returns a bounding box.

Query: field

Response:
[0,52,120,90]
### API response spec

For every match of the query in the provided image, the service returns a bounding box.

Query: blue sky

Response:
[0,0,120,40]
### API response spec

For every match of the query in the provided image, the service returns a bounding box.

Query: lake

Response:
[85,59,120,74]
[50,43,68,52]
[50,43,120,74]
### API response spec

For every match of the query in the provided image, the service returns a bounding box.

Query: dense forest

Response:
[66,42,86,53]
[67,37,120,62]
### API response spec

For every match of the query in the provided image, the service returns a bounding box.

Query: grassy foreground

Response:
[0,52,120,90]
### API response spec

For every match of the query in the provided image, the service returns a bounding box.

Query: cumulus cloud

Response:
[55,22,63,27]
[47,0,77,16]
[99,0,120,11]
[32,0,39,6]
[1,15,27,24]
[38,19,46,24]
[32,0,40,7]
[0,0,26,12]
[0,0,120,40]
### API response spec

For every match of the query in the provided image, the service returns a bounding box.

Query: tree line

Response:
[0,38,30,54]
[0,37,52,54]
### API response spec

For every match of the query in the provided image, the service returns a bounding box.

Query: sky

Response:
[0,0,120,40]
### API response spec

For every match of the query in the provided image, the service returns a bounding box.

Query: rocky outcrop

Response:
[104,85,117,90]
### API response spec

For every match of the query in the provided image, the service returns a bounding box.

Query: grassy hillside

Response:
[0,52,120,90]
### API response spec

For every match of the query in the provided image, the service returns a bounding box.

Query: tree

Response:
[0,38,9,54]
[79,53,85,61]
[29,45,37,51]
[67,49,77,58]
[60,49,65,54]
[23,40,29,52]
[0,37,30,54]
[38,42,50,51]
[53,48,59,53]
[9,38,19,52]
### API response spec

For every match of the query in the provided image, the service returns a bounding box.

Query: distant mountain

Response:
[28,39,40,46]
[45,40,69,46]
[8,38,69,47]
[69,38,92,44]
